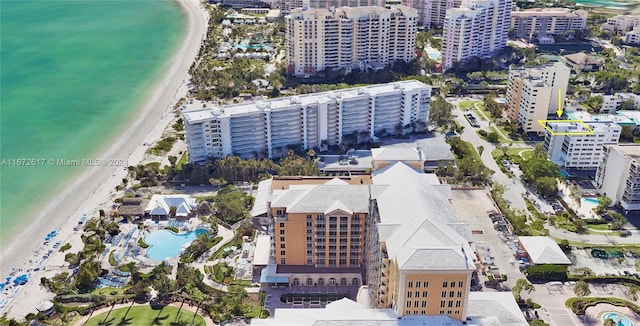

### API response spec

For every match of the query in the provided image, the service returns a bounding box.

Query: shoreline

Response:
[0,0,208,318]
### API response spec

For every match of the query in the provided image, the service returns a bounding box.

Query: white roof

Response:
[372,162,475,271]
[253,235,271,266]
[144,195,196,217]
[371,147,424,162]
[466,292,528,326]
[251,179,273,217]
[270,185,370,214]
[518,236,571,265]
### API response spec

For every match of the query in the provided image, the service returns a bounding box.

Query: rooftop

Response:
[518,236,571,265]
[564,52,601,65]
[608,144,640,161]
[182,80,429,123]
[253,235,271,266]
[371,147,424,162]
[511,8,588,18]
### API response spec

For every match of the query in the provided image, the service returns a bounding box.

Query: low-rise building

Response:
[543,120,621,169]
[595,145,640,213]
[510,8,588,38]
[144,195,197,219]
[564,52,602,72]
[598,93,640,114]
[517,236,571,266]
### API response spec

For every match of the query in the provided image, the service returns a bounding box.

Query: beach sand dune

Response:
[0,0,208,319]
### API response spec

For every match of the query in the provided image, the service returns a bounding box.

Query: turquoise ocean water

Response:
[0,0,185,246]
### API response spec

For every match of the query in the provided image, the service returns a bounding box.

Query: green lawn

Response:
[506,148,533,160]
[459,100,480,110]
[85,305,206,326]
[586,223,610,231]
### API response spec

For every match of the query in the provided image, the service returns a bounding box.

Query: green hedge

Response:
[137,238,149,248]
[165,226,179,233]
[525,264,568,282]
[281,293,348,303]
[566,297,640,315]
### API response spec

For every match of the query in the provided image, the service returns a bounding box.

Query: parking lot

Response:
[568,248,639,276]
[452,189,524,279]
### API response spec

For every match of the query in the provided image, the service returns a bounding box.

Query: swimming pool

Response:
[602,312,634,326]
[427,52,441,60]
[560,169,570,177]
[584,197,600,205]
[145,229,208,261]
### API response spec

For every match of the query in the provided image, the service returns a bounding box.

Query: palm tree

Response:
[477,145,485,157]
[628,287,638,301]
[512,278,535,301]
[574,280,591,298]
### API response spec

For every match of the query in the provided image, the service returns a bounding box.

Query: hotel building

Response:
[285,5,417,77]
[182,81,431,163]
[599,93,640,114]
[253,162,475,320]
[543,121,621,169]
[596,145,640,213]
[442,0,512,70]
[510,8,588,38]
[505,62,570,133]
[626,29,640,45]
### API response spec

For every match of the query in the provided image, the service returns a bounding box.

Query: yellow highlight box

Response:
[537,119,596,136]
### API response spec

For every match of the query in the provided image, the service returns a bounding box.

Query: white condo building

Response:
[596,145,640,212]
[505,62,570,133]
[442,0,512,70]
[285,5,418,77]
[543,121,621,169]
[404,0,462,27]
[182,81,431,163]
[308,0,384,8]
[602,15,640,32]
[598,93,640,114]
[510,8,588,38]
[626,29,640,45]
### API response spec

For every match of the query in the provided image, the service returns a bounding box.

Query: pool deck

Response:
[585,303,640,326]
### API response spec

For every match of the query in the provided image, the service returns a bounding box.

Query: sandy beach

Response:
[0,0,208,319]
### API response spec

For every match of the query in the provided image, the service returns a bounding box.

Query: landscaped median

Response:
[565,297,640,315]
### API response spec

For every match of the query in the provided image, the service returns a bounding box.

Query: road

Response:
[451,100,532,215]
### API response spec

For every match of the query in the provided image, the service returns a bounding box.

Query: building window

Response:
[293,278,299,285]
[280,229,285,235]
[341,278,347,286]
[440,300,445,308]
[280,236,285,242]
[415,291,420,298]
[449,291,454,297]
[457,291,462,298]
[416,281,421,288]
[280,258,285,264]
[422,291,428,297]
[280,250,285,256]
[408,281,413,288]
[424,281,429,288]
[441,291,446,297]
[329,278,336,286]
[318,278,324,286]
[407,292,412,298]
[456,301,461,308]
[307,278,313,286]
[406,301,411,308]
[450,281,455,288]
[280,222,285,228]
[422,300,427,308]
[458,281,464,288]
[448,301,453,308]
[352,278,359,286]
[447,310,452,315]
[414,301,419,308]
[455,310,460,315]
[442,281,447,288]
[439,310,444,314]
[280,243,285,249]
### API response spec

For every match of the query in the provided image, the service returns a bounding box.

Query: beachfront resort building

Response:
[598,93,640,114]
[285,5,418,77]
[182,81,431,163]
[509,8,588,38]
[543,120,621,169]
[626,29,640,45]
[505,62,570,133]
[595,145,640,213]
[441,0,512,70]
[252,162,476,321]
